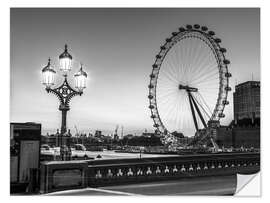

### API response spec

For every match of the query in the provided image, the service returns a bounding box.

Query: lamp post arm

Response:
[45,77,83,109]
[45,87,65,106]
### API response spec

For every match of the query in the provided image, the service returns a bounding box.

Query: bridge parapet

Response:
[39,153,260,193]
[87,153,260,187]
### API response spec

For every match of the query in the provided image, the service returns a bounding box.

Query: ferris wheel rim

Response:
[148,24,231,139]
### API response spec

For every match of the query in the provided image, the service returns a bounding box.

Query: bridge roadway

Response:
[49,175,236,195]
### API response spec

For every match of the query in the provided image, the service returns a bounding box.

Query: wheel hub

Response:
[179,84,198,92]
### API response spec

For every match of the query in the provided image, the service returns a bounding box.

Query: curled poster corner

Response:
[234,172,260,196]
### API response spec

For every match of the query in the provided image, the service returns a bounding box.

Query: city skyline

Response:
[10,8,260,136]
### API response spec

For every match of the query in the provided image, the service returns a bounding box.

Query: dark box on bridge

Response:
[40,160,88,194]
[10,122,41,194]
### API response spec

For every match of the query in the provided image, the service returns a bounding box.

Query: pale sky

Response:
[10,8,260,135]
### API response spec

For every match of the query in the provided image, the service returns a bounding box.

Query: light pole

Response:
[41,44,87,160]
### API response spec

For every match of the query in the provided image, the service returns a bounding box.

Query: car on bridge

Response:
[41,144,93,160]
[41,144,55,156]
[70,144,92,159]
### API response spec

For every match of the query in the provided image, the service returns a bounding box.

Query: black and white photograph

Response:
[9,7,261,196]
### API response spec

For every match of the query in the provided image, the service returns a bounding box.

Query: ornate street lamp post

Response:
[41,45,87,160]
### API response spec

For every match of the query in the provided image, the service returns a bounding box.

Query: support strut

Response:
[189,93,207,128]
[188,92,199,131]
[179,83,208,132]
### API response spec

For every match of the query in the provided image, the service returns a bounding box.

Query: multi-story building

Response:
[233,81,260,124]
[231,80,260,148]
[215,81,260,149]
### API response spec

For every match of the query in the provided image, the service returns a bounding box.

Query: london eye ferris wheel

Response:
[148,24,232,145]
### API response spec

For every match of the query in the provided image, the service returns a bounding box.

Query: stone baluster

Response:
[117,168,123,177]
[196,164,201,170]
[95,170,102,179]
[137,168,143,175]
[146,167,152,175]
[164,166,170,174]
[204,163,208,170]
[189,164,194,171]
[107,169,113,178]
[155,166,161,174]
[173,165,178,173]
[181,165,186,172]
[127,168,134,176]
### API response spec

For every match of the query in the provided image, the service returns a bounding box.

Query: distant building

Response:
[142,132,155,138]
[41,135,57,147]
[94,130,102,138]
[233,81,260,124]
[217,80,261,149]
[113,133,119,140]
[124,134,134,139]
[41,129,72,147]
[215,81,261,149]
[216,125,260,149]
[216,126,232,148]
[171,131,184,138]
[232,126,260,148]
[177,136,194,145]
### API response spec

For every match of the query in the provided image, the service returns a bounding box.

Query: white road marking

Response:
[171,188,235,195]
[45,187,143,196]
[86,188,143,196]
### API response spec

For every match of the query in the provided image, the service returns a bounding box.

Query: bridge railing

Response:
[87,153,260,187]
